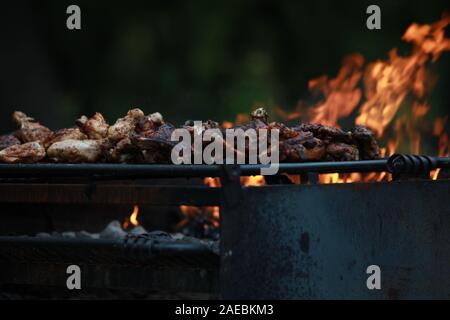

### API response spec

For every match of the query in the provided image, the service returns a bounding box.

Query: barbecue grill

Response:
[0,154,449,299]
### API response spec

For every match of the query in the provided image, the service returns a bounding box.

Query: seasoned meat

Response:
[46,128,87,147]
[0,134,21,151]
[268,122,300,140]
[47,139,111,163]
[76,113,109,140]
[251,107,269,124]
[0,107,382,164]
[351,126,381,160]
[297,123,352,143]
[130,112,176,163]
[12,111,53,144]
[135,112,165,135]
[109,137,144,163]
[108,108,145,142]
[131,123,177,163]
[326,143,360,161]
[183,120,222,147]
[0,142,46,164]
[280,134,326,162]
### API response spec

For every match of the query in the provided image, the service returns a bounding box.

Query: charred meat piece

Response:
[108,108,145,142]
[326,143,360,161]
[0,134,21,151]
[131,112,175,163]
[0,142,46,164]
[351,126,381,160]
[267,122,299,140]
[12,111,53,144]
[183,120,221,147]
[280,133,326,162]
[109,137,144,163]
[131,121,176,164]
[46,128,87,147]
[297,123,352,143]
[251,107,269,124]
[237,109,269,131]
[76,113,109,140]
[135,112,165,135]
[47,139,111,163]
[135,123,176,142]
[228,107,270,133]
[184,120,220,131]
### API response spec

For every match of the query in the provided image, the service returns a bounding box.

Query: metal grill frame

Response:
[0,155,448,298]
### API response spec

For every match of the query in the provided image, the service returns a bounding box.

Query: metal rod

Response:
[0,157,448,178]
[0,236,216,258]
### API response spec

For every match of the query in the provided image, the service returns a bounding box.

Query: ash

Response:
[35,220,219,255]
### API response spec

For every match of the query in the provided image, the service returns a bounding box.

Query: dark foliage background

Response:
[0,0,448,134]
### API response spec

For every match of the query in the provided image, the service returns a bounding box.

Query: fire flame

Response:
[281,14,450,183]
[178,176,265,231]
[122,205,140,229]
[178,15,450,231]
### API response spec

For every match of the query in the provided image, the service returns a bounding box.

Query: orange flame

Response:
[281,14,450,183]
[122,205,140,229]
[179,15,449,227]
[130,205,140,226]
[310,54,364,127]
[178,176,265,231]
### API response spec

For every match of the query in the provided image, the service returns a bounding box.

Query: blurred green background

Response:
[0,0,448,142]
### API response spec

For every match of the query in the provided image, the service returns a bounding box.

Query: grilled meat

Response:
[351,126,381,160]
[0,134,21,151]
[0,142,46,164]
[0,108,382,164]
[297,123,352,143]
[268,122,300,140]
[12,111,53,145]
[236,109,269,132]
[109,137,144,163]
[47,139,111,163]
[128,112,176,163]
[326,143,360,161]
[108,108,145,142]
[135,112,165,135]
[131,123,176,163]
[46,128,87,147]
[76,113,109,140]
[280,133,327,162]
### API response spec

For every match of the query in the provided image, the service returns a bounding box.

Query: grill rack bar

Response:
[0,156,448,179]
[0,236,218,268]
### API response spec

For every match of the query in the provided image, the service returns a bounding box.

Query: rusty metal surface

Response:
[220,179,450,299]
